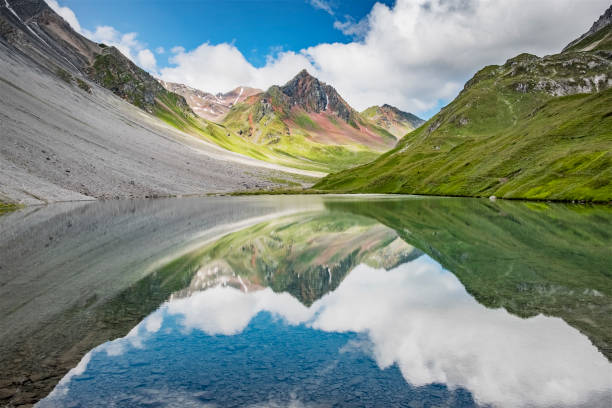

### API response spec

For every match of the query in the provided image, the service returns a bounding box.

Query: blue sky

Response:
[48,0,609,118]
[58,0,393,68]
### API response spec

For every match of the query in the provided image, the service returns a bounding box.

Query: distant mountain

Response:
[315,6,612,202]
[168,211,422,306]
[224,69,397,148]
[563,5,612,52]
[159,80,262,122]
[362,104,425,138]
[159,71,424,172]
[215,70,416,171]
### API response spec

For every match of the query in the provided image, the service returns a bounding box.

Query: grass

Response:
[314,51,612,202]
[564,24,612,52]
[75,78,91,93]
[0,201,20,213]
[154,92,380,173]
[56,68,72,83]
[161,211,413,305]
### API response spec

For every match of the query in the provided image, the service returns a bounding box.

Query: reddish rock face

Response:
[159,81,263,122]
[280,69,355,123]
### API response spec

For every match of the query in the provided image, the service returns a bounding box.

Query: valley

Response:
[0,1,611,407]
[160,69,423,173]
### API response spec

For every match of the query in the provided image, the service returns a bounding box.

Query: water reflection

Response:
[34,203,612,408]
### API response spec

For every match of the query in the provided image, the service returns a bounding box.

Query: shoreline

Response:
[2,191,610,212]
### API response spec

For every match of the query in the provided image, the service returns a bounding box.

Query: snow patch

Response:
[3,0,20,21]
[233,87,244,105]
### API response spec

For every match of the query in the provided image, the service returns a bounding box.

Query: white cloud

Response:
[136,49,157,72]
[44,1,159,73]
[308,0,334,16]
[159,0,609,116]
[333,16,369,40]
[155,46,165,54]
[45,0,81,33]
[160,43,313,94]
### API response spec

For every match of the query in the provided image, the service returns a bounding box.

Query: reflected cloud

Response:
[161,257,611,407]
[167,287,312,335]
[52,256,611,407]
[309,259,612,407]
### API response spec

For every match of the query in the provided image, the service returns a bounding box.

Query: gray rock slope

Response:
[0,1,317,205]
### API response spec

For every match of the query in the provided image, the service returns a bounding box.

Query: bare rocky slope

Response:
[159,80,262,122]
[0,0,314,206]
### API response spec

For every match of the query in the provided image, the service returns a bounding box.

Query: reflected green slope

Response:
[171,211,422,305]
[325,197,612,360]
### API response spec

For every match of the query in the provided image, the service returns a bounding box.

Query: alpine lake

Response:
[0,195,610,407]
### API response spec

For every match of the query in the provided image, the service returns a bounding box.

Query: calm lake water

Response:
[0,195,610,407]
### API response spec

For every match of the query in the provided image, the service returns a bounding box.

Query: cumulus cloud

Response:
[44,1,159,73]
[160,43,314,93]
[136,49,157,72]
[308,0,335,15]
[155,46,165,54]
[333,16,369,40]
[160,0,609,116]
[45,0,81,32]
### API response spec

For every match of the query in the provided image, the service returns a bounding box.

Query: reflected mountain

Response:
[325,198,612,361]
[170,212,422,305]
[1,195,610,407]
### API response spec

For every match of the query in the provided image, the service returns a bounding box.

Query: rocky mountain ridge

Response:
[159,80,262,121]
[279,69,356,123]
[0,0,193,114]
[362,104,425,138]
[563,4,612,52]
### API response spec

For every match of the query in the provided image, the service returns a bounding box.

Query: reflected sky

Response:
[39,255,612,408]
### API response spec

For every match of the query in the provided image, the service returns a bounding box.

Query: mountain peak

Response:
[295,68,313,79]
[279,69,354,122]
[562,4,612,52]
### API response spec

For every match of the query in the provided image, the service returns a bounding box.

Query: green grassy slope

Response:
[564,24,612,53]
[166,212,420,305]
[220,89,387,173]
[325,197,612,360]
[314,51,612,201]
[361,104,425,138]
[154,93,378,173]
